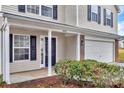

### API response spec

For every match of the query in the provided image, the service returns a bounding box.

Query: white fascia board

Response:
[4,13,121,39]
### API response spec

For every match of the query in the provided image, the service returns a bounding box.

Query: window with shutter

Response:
[91,5,98,22]
[88,5,100,24]
[104,9,113,27]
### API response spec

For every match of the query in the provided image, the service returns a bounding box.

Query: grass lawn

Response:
[118,48,124,62]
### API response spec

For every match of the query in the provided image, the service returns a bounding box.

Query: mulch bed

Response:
[0,76,95,88]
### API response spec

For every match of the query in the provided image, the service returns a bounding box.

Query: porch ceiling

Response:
[3,12,121,39]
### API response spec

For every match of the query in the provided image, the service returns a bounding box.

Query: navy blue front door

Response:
[45,37,56,67]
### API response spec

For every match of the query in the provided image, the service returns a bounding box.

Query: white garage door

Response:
[85,40,114,62]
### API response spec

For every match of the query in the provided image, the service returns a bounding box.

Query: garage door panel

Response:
[85,40,114,62]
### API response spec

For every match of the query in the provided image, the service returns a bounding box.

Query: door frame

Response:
[40,35,57,68]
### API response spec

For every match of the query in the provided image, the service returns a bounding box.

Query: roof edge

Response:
[114,5,120,13]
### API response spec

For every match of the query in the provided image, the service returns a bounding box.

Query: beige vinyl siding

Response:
[10,27,68,73]
[65,5,76,26]
[65,35,77,60]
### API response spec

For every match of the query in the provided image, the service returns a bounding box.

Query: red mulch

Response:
[0,76,94,88]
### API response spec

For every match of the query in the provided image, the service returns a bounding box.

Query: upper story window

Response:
[106,9,112,26]
[27,5,39,14]
[104,8,113,27]
[87,5,101,24]
[41,5,52,17]
[18,5,58,20]
[91,5,98,22]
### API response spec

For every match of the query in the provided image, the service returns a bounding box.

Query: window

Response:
[91,5,98,22]
[106,9,111,26]
[41,5,52,17]
[14,35,30,61]
[27,5,39,14]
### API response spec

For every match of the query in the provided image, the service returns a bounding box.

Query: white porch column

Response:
[76,5,79,26]
[2,18,10,84]
[48,30,52,76]
[76,33,80,61]
[0,30,1,75]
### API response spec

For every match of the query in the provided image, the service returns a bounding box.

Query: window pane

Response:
[41,5,52,17]
[106,9,111,19]
[14,35,30,61]
[27,5,39,14]
[14,41,20,47]
[92,12,97,22]
[14,35,19,41]
[14,48,29,61]
[107,18,111,26]
[91,5,98,14]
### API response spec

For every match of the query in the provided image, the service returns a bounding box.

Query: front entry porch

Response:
[10,68,56,84]
[0,14,84,84]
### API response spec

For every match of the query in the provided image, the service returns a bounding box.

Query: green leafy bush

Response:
[54,59,124,87]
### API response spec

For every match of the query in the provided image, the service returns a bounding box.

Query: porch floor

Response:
[10,68,56,84]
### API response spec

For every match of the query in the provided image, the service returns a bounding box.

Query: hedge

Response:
[54,59,124,87]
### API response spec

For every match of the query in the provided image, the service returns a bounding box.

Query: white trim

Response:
[2,18,10,84]
[2,30,5,81]
[4,24,10,84]
[48,30,52,76]
[39,5,41,16]
[113,41,115,62]
[76,33,80,61]
[40,35,45,68]
[13,34,30,62]
[0,30,1,74]
[76,5,79,26]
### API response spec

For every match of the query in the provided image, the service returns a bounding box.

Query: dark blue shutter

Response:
[18,5,25,13]
[98,6,101,24]
[111,12,113,28]
[53,5,58,20]
[104,9,106,25]
[30,36,37,61]
[87,5,91,21]
[9,34,13,63]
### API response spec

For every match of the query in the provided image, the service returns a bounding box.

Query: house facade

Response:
[0,5,120,84]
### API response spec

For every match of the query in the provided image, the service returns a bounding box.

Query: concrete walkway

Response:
[10,68,56,84]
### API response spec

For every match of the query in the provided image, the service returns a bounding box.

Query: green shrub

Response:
[0,75,6,85]
[54,59,124,87]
